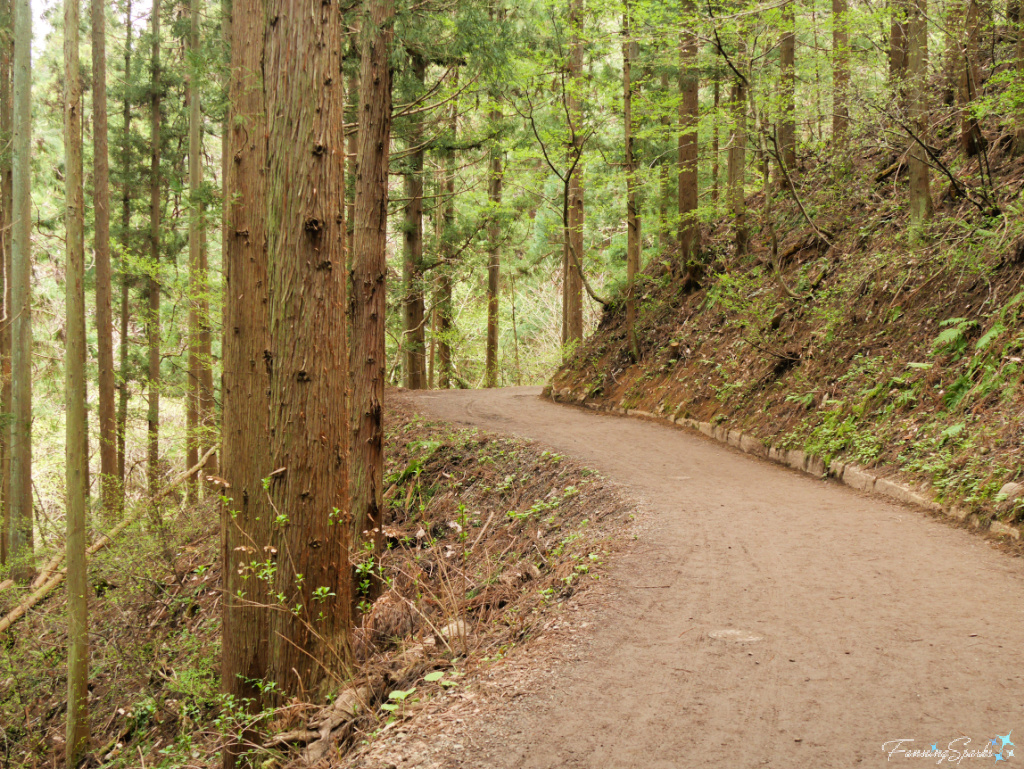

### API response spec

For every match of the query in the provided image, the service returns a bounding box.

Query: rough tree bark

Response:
[485,104,503,388]
[402,54,427,390]
[9,0,33,581]
[678,0,700,285]
[623,7,640,358]
[147,1,162,495]
[562,0,585,353]
[907,0,933,233]
[350,0,394,560]
[63,0,90,757]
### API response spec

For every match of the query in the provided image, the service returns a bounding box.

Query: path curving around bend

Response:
[408,386,1024,769]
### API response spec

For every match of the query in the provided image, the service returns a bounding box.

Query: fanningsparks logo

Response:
[882,734,1015,764]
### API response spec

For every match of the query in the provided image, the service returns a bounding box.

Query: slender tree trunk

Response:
[712,73,720,210]
[186,0,203,499]
[92,0,117,516]
[907,0,933,232]
[350,0,394,558]
[678,0,700,284]
[402,55,426,390]
[1016,11,1024,155]
[437,101,456,390]
[9,0,33,581]
[727,74,748,256]
[0,0,12,566]
[659,71,672,250]
[117,0,133,489]
[563,0,584,353]
[485,106,502,388]
[891,0,910,91]
[219,0,272,750]
[623,8,639,358]
[63,0,90,757]
[147,2,162,495]
[943,0,963,105]
[833,0,851,151]
[779,0,796,172]
[959,0,986,156]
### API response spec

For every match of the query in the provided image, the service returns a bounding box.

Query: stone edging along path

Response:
[549,388,1024,542]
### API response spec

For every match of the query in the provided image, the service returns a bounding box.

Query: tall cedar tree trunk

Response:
[346,57,358,264]
[63,0,90,757]
[437,95,457,389]
[147,2,162,495]
[93,0,117,515]
[907,0,933,232]
[711,74,720,209]
[562,0,584,352]
[187,0,210,498]
[959,0,986,156]
[117,0,133,487]
[779,1,796,173]
[833,0,850,149]
[943,0,964,105]
[221,0,352,751]
[678,0,700,285]
[727,73,748,255]
[350,0,394,557]
[0,0,12,566]
[10,0,32,580]
[659,71,672,249]
[402,55,426,389]
[622,10,639,359]
[485,106,502,387]
[220,0,271,745]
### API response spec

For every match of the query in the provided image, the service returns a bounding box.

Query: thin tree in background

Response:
[485,100,503,387]
[958,0,986,156]
[891,0,909,90]
[436,93,457,389]
[9,0,33,580]
[678,0,700,285]
[562,0,585,352]
[711,71,720,209]
[907,0,933,233]
[350,0,394,558]
[116,0,134,487]
[659,70,672,249]
[63,0,90,756]
[0,0,12,566]
[402,54,427,390]
[833,0,850,151]
[1016,11,1024,155]
[147,0,162,494]
[623,3,640,358]
[727,54,749,255]
[93,0,117,516]
[779,0,796,172]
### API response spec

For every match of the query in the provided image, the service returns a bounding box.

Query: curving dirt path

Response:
[408,387,1024,769]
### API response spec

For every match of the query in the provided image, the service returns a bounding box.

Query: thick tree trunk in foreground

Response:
[562,0,584,354]
[147,2,162,495]
[623,11,639,358]
[678,0,700,284]
[485,107,502,388]
[63,0,90,758]
[10,0,33,580]
[403,55,426,390]
[350,0,394,559]
[907,0,933,233]
[93,0,117,516]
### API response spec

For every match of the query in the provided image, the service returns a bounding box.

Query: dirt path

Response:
[407,387,1024,769]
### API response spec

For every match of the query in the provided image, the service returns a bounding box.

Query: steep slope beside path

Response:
[408,387,1024,769]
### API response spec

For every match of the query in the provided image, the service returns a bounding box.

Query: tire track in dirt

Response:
[410,387,1024,769]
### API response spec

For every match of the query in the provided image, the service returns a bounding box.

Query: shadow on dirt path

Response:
[408,387,1024,769]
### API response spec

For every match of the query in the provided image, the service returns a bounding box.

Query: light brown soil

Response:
[404,386,1024,769]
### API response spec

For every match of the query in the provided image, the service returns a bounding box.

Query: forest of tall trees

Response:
[1,0,1024,761]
